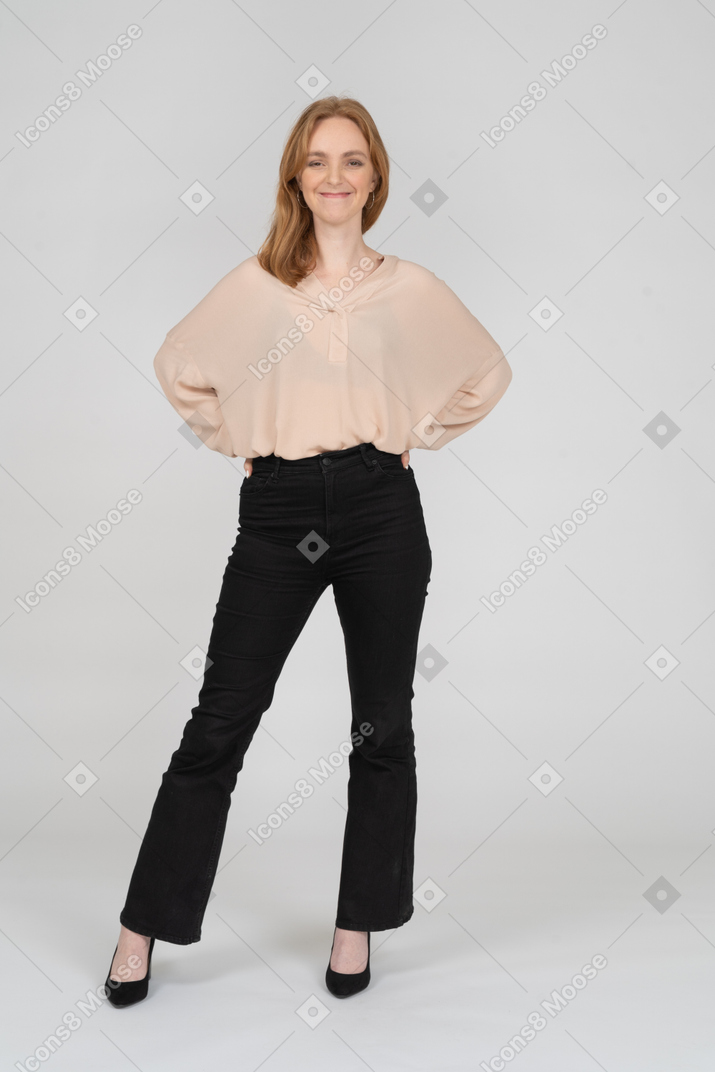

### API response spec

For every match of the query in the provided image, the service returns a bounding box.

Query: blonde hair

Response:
[256,96,389,287]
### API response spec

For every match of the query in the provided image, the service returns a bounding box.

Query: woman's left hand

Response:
[401,450,410,469]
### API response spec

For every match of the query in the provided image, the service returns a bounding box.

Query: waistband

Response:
[250,442,400,476]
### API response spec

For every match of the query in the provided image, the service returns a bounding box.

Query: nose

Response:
[325,161,345,186]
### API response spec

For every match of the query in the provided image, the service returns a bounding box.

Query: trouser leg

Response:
[330,516,432,931]
[119,525,325,944]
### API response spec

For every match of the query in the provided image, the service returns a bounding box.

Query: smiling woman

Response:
[255,97,390,288]
[108,94,513,1009]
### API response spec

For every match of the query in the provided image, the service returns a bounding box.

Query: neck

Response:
[312,221,376,277]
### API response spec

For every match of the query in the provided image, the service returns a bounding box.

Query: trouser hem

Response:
[119,913,200,946]
[335,904,414,932]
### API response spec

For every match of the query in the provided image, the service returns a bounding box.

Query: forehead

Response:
[307,116,367,151]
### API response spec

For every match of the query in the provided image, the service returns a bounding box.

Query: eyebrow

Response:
[306,150,367,158]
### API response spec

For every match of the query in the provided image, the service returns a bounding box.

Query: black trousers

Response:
[119,442,432,944]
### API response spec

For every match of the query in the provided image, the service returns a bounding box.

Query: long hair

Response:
[256,96,389,288]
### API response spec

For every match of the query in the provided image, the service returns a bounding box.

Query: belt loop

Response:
[359,443,375,470]
[271,456,281,481]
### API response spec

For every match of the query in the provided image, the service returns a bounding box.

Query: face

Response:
[296,116,378,224]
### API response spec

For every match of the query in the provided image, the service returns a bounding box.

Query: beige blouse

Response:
[153,253,513,459]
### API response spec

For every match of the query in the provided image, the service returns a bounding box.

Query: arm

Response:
[431,348,513,447]
[153,333,231,454]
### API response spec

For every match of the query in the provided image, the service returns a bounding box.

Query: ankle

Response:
[119,926,151,944]
[110,930,152,982]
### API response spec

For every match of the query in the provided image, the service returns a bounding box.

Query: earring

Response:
[296,188,304,206]
[363,190,376,211]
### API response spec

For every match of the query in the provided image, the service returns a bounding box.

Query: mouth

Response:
[319,192,352,198]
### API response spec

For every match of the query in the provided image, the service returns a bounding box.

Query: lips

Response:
[320,192,351,198]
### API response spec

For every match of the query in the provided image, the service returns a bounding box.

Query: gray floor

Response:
[4,825,713,1071]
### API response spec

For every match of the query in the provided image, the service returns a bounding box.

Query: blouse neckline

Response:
[296,253,397,308]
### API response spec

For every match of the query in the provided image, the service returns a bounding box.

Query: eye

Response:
[306,160,364,167]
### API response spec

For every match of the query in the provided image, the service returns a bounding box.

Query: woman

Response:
[104,95,513,1006]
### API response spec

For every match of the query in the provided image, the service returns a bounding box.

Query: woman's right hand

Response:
[244,459,253,477]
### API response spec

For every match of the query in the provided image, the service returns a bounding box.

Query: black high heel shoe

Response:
[325,928,370,997]
[104,936,155,1007]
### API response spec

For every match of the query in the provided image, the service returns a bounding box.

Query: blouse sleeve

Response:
[431,347,513,446]
[153,332,233,455]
